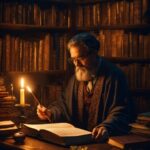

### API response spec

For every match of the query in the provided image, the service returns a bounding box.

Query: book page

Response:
[24,122,91,137]
[24,122,75,131]
[44,127,91,137]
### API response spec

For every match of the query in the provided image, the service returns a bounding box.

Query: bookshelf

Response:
[0,0,150,116]
[73,0,150,114]
[0,0,72,118]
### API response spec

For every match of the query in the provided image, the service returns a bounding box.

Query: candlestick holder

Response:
[15,104,30,129]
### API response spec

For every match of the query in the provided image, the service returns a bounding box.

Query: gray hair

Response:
[67,32,100,53]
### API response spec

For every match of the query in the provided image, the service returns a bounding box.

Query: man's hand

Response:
[37,104,49,120]
[92,126,109,142]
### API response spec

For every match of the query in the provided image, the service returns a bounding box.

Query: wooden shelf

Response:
[3,71,66,85]
[3,70,65,76]
[0,24,150,32]
[76,0,123,5]
[3,0,71,4]
[0,23,70,32]
[130,88,150,96]
[76,24,150,31]
[103,57,150,64]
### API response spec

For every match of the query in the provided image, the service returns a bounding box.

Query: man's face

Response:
[69,46,94,81]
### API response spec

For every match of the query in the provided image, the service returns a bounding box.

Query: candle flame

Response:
[26,86,32,93]
[20,78,24,88]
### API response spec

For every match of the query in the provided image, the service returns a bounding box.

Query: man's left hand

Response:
[92,126,109,142]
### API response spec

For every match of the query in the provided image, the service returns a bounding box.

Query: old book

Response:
[108,134,150,149]
[0,85,6,92]
[0,91,9,97]
[0,120,18,136]
[0,120,15,128]
[142,0,149,23]
[5,34,11,71]
[131,128,150,138]
[22,122,93,146]
[130,123,150,130]
[129,1,134,24]
[110,2,117,25]
[0,126,18,136]
[101,2,109,25]
[123,33,129,57]
[133,0,142,24]
[43,34,50,71]
[138,112,150,121]
[123,0,130,25]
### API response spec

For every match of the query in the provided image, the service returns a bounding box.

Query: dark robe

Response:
[47,58,133,136]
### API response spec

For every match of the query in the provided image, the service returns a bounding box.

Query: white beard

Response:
[75,66,93,81]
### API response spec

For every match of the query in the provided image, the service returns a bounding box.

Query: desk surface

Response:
[0,136,113,150]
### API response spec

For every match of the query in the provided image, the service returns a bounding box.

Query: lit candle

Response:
[20,78,25,105]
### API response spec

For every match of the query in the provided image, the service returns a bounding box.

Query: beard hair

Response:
[75,66,93,81]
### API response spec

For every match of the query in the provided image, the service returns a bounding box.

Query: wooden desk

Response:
[0,136,113,150]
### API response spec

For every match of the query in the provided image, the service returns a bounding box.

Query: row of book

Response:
[39,84,62,107]
[132,96,150,114]
[0,31,150,72]
[0,0,149,27]
[0,76,17,120]
[0,33,69,72]
[96,30,150,58]
[130,112,150,138]
[76,0,149,27]
[117,64,150,89]
[0,1,71,26]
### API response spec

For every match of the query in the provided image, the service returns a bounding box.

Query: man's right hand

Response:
[37,104,49,120]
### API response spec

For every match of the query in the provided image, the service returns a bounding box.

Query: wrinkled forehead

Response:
[69,45,89,57]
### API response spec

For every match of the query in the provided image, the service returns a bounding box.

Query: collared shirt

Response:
[86,58,102,93]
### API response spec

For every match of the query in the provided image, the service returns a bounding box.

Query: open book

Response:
[22,122,93,146]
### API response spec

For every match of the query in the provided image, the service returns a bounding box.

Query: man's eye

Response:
[79,56,84,59]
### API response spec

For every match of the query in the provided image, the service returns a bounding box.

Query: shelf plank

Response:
[0,24,150,32]
[3,70,65,76]
[76,24,150,31]
[130,89,150,96]
[3,71,66,86]
[2,0,71,4]
[103,57,150,64]
[76,0,113,4]
[0,23,70,32]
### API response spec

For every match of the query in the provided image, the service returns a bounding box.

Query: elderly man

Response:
[37,32,132,142]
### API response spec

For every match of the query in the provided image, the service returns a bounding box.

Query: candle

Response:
[20,78,25,105]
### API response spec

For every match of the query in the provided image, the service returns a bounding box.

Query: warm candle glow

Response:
[26,86,50,122]
[20,78,25,105]
[26,85,40,105]
[20,78,24,88]
[26,86,32,93]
